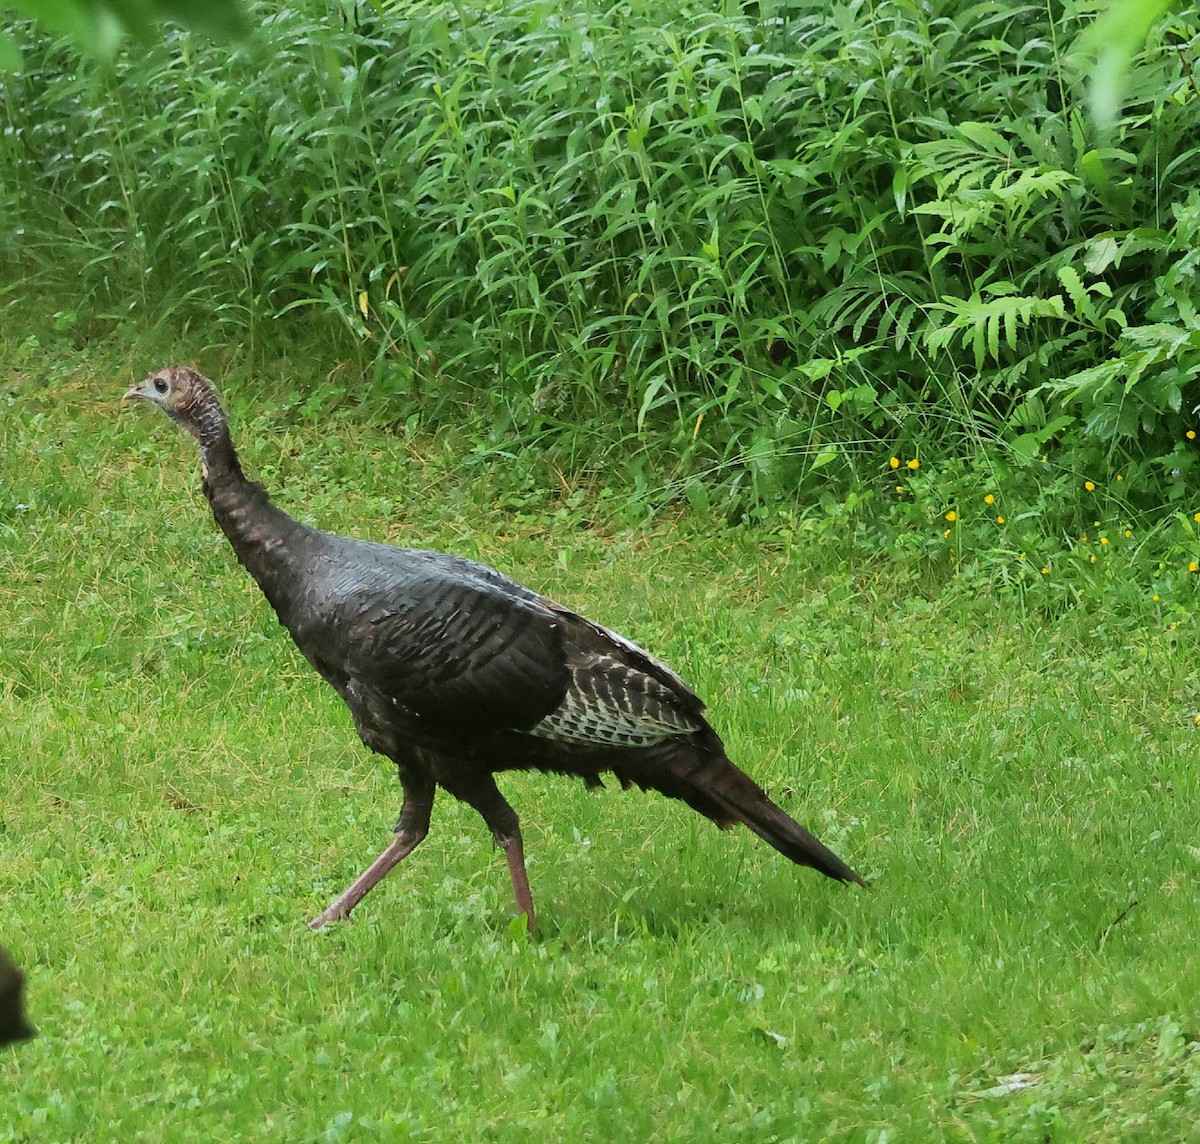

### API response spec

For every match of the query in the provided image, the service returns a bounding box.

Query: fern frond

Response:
[926,292,1066,368]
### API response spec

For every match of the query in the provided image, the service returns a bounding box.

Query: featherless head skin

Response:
[124,366,229,451]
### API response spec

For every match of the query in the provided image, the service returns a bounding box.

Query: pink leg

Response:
[309,829,425,929]
[309,776,433,930]
[441,773,538,932]
[499,833,536,933]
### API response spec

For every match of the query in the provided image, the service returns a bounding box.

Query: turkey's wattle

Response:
[126,366,865,931]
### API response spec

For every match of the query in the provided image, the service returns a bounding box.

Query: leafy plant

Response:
[1,0,1198,516]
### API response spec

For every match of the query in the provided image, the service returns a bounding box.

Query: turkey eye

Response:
[153,377,169,394]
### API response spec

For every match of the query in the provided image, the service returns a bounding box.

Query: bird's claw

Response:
[308,907,351,931]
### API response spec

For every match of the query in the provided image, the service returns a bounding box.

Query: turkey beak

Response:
[124,381,152,402]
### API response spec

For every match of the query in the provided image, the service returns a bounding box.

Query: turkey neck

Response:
[199,431,311,616]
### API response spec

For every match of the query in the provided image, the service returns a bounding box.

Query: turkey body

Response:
[126,367,865,930]
[281,540,700,776]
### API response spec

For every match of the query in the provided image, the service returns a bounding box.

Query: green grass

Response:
[3,340,1200,1142]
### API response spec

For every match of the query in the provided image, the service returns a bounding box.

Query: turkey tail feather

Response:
[710,764,867,885]
[662,736,866,886]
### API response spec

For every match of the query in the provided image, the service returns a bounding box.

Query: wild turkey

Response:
[0,946,34,1048]
[125,367,865,930]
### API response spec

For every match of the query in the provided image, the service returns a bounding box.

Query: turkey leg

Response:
[309,775,434,930]
[443,773,537,933]
[498,831,536,933]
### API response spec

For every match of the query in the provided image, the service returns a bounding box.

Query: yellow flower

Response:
[944,510,957,522]
[1124,529,1133,538]
[1019,552,1027,561]
[1100,537,1110,545]
[1090,554,1098,564]
[1116,474,1124,481]
[1084,480,1095,491]
[895,485,906,493]
[996,515,1005,524]
[907,458,920,471]
[1193,512,1200,523]
[1041,567,1050,575]
[1190,561,1199,573]
[1152,594,1160,602]
[1080,533,1088,543]
[1189,430,1197,440]
[889,456,900,469]
[942,528,951,539]
[984,494,995,505]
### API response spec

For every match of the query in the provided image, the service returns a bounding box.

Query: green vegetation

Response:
[3,0,1200,1138]
[3,0,1200,519]
[3,335,1200,1140]
[0,0,245,69]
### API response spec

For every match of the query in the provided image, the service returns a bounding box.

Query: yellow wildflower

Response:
[1084,480,1095,491]
[984,494,995,505]
[889,456,900,469]
[942,528,951,539]
[1090,555,1098,564]
[1190,561,1199,573]
[1124,529,1133,538]
[1152,594,1160,602]
[1041,567,1050,575]
[1100,537,1110,546]
[996,515,1005,524]
[1189,431,1197,440]
[944,510,957,522]
[907,458,920,471]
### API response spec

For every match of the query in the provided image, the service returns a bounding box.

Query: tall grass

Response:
[2,0,1199,511]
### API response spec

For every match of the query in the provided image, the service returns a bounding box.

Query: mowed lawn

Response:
[2,357,1199,1141]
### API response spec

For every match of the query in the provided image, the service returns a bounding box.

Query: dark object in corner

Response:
[0,947,35,1047]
